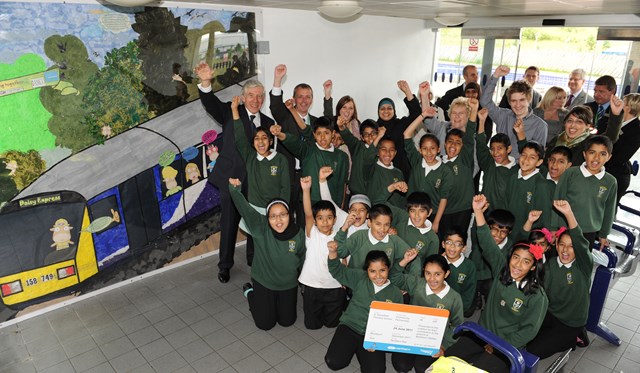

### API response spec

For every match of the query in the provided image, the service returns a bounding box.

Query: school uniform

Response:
[229,184,305,330]
[475,132,518,211]
[445,255,477,315]
[298,225,346,330]
[470,232,512,308]
[527,225,592,358]
[368,161,406,209]
[390,270,464,373]
[504,169,555,239]
[335,228,410,270]
[404,139,453,214]
[325,257,403,373]
[340,128,377,195]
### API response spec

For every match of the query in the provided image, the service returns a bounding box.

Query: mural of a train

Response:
[0,83,241,309]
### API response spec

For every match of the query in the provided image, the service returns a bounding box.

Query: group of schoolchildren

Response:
[221,63,629,373]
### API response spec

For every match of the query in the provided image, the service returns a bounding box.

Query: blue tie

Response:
[596,105,604,124]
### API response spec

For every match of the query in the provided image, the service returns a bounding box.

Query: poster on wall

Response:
[0,1,256,319]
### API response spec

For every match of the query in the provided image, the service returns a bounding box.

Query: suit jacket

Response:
[269,90,318,184]
[607,117,640,178]
[585,101,611,134]
[566,90,593,109]
[435,84,465,121]
[198,89,274,190]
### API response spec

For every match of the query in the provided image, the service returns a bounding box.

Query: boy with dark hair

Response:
[554,135,617,247]
[338,119,384,196]
[441,227,477,317]
[333,204,410,270]
[544,146,573,184]
[368,137,407,208]
[271,116,349,207]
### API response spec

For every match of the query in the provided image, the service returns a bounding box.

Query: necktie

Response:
[249,115,257,135]
[596,105,604,124]
[565,94,573,108]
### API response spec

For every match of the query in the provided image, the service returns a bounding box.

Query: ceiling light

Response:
[318,1,363,19]
[104,0,155,7]
[433,13,469,27]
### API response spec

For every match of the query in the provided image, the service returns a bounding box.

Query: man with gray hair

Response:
[194,62,275,283]
[565,68,594,109]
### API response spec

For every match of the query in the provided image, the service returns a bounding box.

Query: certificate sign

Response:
[363,301,449,356]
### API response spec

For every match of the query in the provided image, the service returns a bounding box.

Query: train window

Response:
[158,158,185,199]
[87,195,121,233]
[183,147,205,188]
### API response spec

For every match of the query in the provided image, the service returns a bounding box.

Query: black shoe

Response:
[576,327,590,347]
[218,269,230,283]
[242,282,253,297]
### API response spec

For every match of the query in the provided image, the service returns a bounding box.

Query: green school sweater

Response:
[390,266,464,349]
[470,225,512,281]
[282,131,348,206]
[446,257,477,314]
[229,184,305,290]
[368,163,406,209]
[386,203,439,275]
[475,132,518,211]
[404,139,453,212]
[340,128,377,195]
[504,171,555,239]
[335,229,410,270]
[442,120,476,214]
[234,119,290,207]
[553,166,617,236]
[329,257,403,335]
[476,224,548,349]
[544,225,592,327]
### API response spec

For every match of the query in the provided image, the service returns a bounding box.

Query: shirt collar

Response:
[407,218,433,234]
[373,280,391,293]
[368,229,389,244]
[256,150,277,161]
[546,172,558,184]
[599,102,610,111]
[580,162,605,179]
[376,160,395,169]
[498,237,508,250]
[316,142,335,152]
[496,156,516,169]
[442,154,458,163]
[446,254,465,268]
[246,108,260,125]
[518,168,539,180]
[426,281,450,299]
[556,256,574,268]
[348,223,368,237]
[422,157,442,176]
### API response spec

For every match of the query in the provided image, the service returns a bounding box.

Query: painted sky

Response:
[0,2,244,68]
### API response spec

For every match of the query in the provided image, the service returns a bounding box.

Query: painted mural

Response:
[0,1,256,317]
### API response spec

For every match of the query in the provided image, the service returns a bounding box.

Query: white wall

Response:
[255,8,436,120]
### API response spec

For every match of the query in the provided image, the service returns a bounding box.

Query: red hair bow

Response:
[532,228,553,244]
[528,244,545,261]
[555,226,568,239]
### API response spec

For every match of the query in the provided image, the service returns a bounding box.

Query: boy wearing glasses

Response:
[442,227,477,317]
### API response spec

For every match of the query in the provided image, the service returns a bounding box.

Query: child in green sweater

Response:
[324,249,403,373]
[441,227,477,317]
[390,253,464,373]
[339,119,385,195]
[445,195,548,373]
[229,179,305,331]
[368,137,408,208]
[526,200,592,358]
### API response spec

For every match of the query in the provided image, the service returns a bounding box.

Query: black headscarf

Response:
[266,199,298,241]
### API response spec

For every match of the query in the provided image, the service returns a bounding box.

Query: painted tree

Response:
[0,157,19,205]
[39,35,98,152]
[2,150,46,191]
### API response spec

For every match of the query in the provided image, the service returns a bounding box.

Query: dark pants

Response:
[246,235,254,266]
[325,324,386,373]
[445,333,510,373]
[301,285,345,330]
[439,209,473,241]
[583,231,598,247]
[218,190,242,271]
[247,279,297,331]
[526,311,582,359]
[391,352,437,373]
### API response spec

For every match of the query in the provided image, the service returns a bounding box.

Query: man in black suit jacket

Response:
[195,62,274,283]
[586,75,617,135]
[607,94,640,202]
[269,64,318,223]
[435,64,478,121]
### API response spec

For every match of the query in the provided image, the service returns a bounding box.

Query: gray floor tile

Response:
[257,341,294,367]
[127,326,162,348]
[227,317,256,339]
[137,337,174,362]
[217,340,254,365]
[173,365,198,373]
[142,305,175,324]
[0,359,36,373]
[116,314,151,335]
[177,338,214,363]
[62,334,99,359]
[273,354,314,373]
[165,327,200,349]
[0,344,30,367]
[54,323,91,344]
[189,316,223,338]
[91,324,125,346]
[190,351,230,373]
[109,350,147,373]
[32,345,68,371]
[83,361,116,373]
[99,336,135,360]
[26,332,60,355]
[73,301,108,323]
[108,303,141,322]
[148,350,188,373]
[39,360,76,373]
[154,315,187,336]
[241,330,277,352]
[279,328,316,353]
[165,298,198,315]
[177,306,210,326]
[230,353,271,373]
[127,363,155,373]
[202,328,238,351]
[298,342,328,368]
[69,347,107,372]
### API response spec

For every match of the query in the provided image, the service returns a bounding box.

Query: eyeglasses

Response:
[444,240,464,248]
[362,131,378,138]
[490,225,510,237]
[268,212,289,221]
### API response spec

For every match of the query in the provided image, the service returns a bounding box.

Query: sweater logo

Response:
[512,298,523,312]
[415,241,424,252]
[393,177,399,183]
[457,273,466,284]
[453,165,459,175]
[526,192,533,204]
[435,178,441,189]
[566,272,573,285]
[598,186,607,198]
[288,240,296,252]
[384,247,394,259]
[436,303,446,309]
[270,165,279,176]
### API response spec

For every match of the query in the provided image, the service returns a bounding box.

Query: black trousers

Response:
[391,352,437,373]
[247,279,297,331]
[325,324,386,373]
[526,311,582,359]
[445,333,510,373]
[218,190,242,271]
[301,285,345,330]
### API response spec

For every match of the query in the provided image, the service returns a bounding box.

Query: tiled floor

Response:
[2,243,640,373]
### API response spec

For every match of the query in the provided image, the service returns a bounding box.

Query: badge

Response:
[512,298,523,312]
[270,165,278,176]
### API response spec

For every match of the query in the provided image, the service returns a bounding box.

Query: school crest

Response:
[385,247,394,259]
[288,240,296,252]
[457,273,467,284]
[393,177,399,183]
[436,303,446,309]
[512,298,523,312]
[415,241,425,252]
[597,186,607,198]
[435,178,442,189]
[526,191,533,204]
[566,272,573,285]
[453,165,459,175]
[270,165,279,176]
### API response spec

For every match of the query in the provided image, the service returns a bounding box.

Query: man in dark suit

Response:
[194,62,274,283]
[269,64,318,223]
[435,64,478,121]
[586,75,617,135]
[606,93,640,202]
[498,66,542,110]
[566,68,594,109]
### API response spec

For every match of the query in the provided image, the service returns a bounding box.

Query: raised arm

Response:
[228,179,265,237]
[231,96,252,162]
[553,200,593,270]
[404,107,433,139]
[481,65,511,132]
[323,80,333,118]
[194,62,231,125]
[605,94,624,144]
[301,176,315,237]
